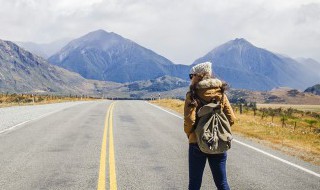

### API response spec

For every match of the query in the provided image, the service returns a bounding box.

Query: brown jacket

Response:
[184,78,236,143]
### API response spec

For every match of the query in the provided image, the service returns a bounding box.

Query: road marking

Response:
[145,101,183,119]
[0,109,62,135]
[109,103,117,190]
[233,139,320,178]
[145,101,320,178]
[97,102,115,190]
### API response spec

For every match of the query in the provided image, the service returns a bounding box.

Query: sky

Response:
[0,0,319,64]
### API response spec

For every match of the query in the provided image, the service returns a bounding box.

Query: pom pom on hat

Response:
[190,62,212,75]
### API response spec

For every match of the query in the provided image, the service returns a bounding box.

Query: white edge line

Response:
[233,139,320,178]
[145,101,183,119]
[145,101,320,178]
[0,110,61,135]
[0,102,87,135]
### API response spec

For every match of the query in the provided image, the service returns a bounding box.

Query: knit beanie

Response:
[190,62,212,75]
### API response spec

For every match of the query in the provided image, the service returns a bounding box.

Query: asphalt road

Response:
[0,100,319,190]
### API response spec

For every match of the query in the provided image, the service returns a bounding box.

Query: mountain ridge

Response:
[49,29,190,83]
[192,38,319,91]
[16,38,71,59]
[0,39,118,95]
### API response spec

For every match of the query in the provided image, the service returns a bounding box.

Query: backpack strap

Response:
[219,93,223,107]
[195,94,209,105]
[190,93,211,133]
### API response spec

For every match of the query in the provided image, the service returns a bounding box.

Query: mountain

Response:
[48,29,190,83]
[16,38,70,58]
[0,39,118,95]
[296,57,320,66]
[304,84,320,95]
[295,57,320,78]
[193,38,320,91]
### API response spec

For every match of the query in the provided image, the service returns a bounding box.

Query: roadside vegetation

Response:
[257,103,320,113]
[150,99,320,166]
[0,93,99,108]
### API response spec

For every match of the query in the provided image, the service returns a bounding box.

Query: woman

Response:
[184,62,236,190]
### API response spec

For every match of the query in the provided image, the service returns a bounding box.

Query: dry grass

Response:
[233,113,320,165]
[151,99,320,166]
[258,103,320,113]
[0,94,99,108]
[150,99,185,113]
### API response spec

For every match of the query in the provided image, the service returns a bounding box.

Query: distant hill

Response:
[127,85,320,104]
[193,38,320,91]
[295,57,320,69]
[48,29,190,83]
[16,38,70,59]
[92,76,189,99]
[227,87,320,105]
[304,84,320,95]
[0,39,118,95]
[125,75,189,92]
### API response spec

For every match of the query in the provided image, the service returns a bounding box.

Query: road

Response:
[0,100,319,190]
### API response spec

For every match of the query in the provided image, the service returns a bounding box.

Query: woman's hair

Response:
[221,82,228,94]
[189,72,210,107]
[189,85,198,107]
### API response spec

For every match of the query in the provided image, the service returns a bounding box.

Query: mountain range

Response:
[1,37,319,105]
[3,29,320,96]
[45,30,319,91]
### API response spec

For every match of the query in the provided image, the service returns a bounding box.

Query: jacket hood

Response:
[196,78,223,89]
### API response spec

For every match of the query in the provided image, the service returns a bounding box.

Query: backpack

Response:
[193,95,233,154]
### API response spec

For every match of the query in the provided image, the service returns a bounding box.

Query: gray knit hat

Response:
[190,62,212,75]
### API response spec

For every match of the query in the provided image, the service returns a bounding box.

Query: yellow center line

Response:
[97,102,115,190]
[109,102,117,190]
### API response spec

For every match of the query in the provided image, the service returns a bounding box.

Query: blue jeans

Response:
[189,143,230,190]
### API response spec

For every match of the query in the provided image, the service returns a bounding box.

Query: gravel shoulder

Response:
[0,101,96,133]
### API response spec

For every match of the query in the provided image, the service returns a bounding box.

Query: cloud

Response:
[0,0,319,64]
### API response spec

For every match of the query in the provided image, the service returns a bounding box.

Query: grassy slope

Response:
[150,99,320,166]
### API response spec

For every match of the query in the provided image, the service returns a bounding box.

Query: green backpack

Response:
[194,96,233,154]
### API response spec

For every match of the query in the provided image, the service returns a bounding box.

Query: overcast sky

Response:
[0,0,319,64]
